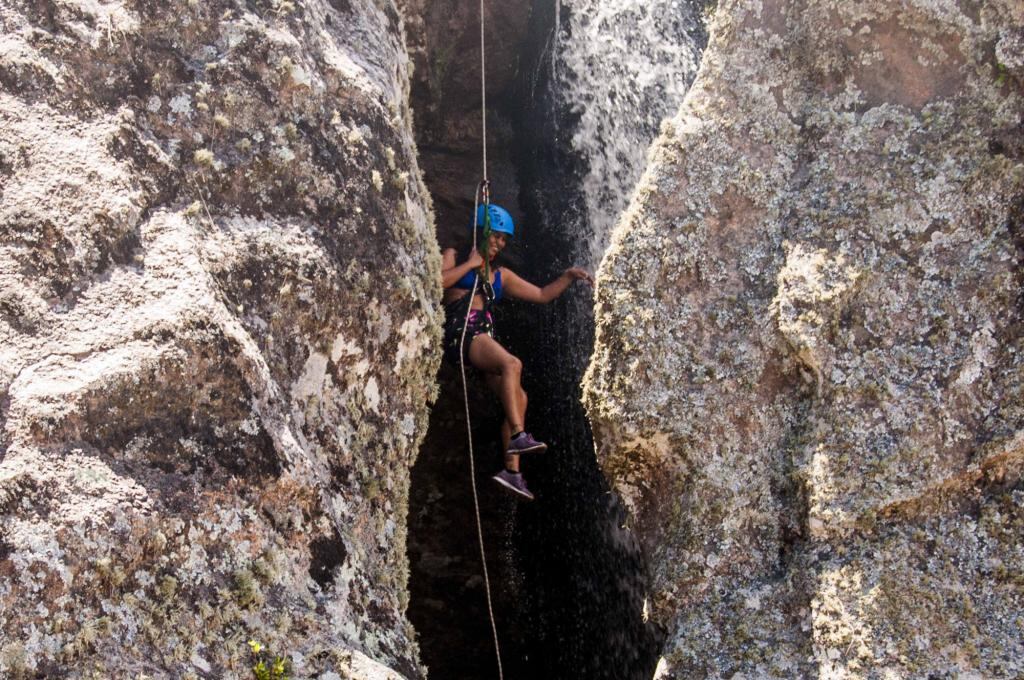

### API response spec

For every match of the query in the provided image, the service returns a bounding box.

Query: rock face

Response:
[584,1,1024,677]
[0,0,440,677]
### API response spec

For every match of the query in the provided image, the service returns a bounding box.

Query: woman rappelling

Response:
[441,201,593,501]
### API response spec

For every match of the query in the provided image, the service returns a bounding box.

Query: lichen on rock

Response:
[0,0,440,677]
[584,0,1024,677]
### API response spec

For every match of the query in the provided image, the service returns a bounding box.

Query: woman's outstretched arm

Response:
[501,267,593,304]
[440,247,485,289]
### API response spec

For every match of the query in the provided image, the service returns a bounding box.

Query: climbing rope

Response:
[479,0,488,184]
[457,183,502,680]
[454,0,503,678]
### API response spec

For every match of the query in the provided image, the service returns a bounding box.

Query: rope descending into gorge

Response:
[454,0,503,678]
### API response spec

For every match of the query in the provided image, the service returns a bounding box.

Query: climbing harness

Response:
[456,0,504,678]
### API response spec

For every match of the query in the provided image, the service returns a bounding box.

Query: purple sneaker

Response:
[507,431,548,455]
[491,469,535,501]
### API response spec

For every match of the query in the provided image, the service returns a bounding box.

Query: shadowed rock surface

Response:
[0,0,440,677]
[584,0,1024,677]
[397,0,529,243]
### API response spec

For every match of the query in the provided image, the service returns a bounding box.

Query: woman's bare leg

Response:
[471,335,529,470]
[506,387,528,471]
[469,335,525,429]
[483,375,514,449]
[486,375,528,471]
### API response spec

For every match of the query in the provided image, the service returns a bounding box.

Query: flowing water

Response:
[546,0,708,269]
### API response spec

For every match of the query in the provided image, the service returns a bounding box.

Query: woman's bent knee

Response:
[502,356,522,375]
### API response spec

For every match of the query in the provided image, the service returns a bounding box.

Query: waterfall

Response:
[550,0,708,269]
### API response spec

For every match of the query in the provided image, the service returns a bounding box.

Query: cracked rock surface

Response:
[0,0,440,677]
[584,1,1024,677]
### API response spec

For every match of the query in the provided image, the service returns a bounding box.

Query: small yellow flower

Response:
[248,639,263,653]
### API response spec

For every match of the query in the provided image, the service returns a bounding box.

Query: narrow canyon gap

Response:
[401,0,708,677]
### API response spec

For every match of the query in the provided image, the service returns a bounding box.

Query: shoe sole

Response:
[491,475,535,501]
[506,443,548,455]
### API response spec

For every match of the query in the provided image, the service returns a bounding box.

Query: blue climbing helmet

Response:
[474,204,515,237]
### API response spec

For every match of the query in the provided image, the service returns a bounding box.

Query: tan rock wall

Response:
[0,0,440,677]
[584,0,1024,677]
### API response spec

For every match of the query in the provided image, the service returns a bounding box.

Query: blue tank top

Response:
[454,267,503,301]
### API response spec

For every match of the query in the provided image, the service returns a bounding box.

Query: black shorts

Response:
[443,300,494,367]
